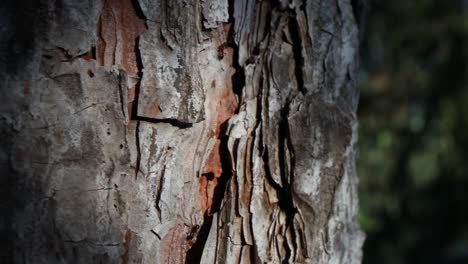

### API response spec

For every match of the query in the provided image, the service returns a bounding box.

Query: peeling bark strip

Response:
[97,0,147,119]
[0,0,363,263]
[97,0,147,75]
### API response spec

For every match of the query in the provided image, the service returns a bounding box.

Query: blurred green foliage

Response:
[358,0,468,263]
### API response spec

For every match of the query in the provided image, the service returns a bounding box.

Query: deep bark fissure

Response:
[227,0,246,101]
[209,123,234,215]
[184,214,213,263]
[278,105,300,263]
[288,15,306,95]
[117,72,127,120]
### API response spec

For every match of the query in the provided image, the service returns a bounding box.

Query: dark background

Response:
[358,0,468,263]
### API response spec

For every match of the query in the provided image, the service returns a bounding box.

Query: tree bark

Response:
[0,0,364,263]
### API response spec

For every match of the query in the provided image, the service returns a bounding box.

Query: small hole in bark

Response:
[186,225,200,241]
[202,172,215,181]
[91,46,97,60]
[87,69,94,77]
[120,144,124,149]
[253,46,260,56]
[217,44,225,60]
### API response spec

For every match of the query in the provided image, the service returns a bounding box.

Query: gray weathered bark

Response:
[0,0,364,263]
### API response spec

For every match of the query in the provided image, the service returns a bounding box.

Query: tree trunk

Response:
[0,0,364,263]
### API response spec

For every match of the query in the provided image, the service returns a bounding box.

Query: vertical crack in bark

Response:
[155,165,165,222]
[226,1,245,101]
[288,16,305,95]
[117,72,128,120]
[278,107,293,263]
[184,211,213,263]
[259,109,299,262]
[209,121,234,215]
[134,120,141,177]
[130,34,144,119]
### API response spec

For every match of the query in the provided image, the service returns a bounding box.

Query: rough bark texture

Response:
[0,0,364,263]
